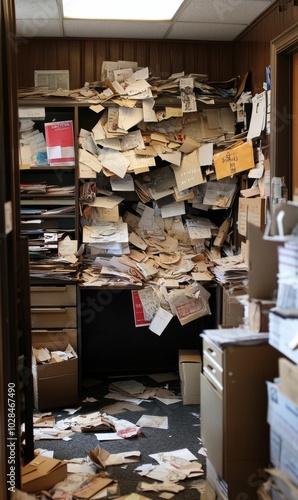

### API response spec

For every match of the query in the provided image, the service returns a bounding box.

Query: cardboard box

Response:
[279,357,298,406]
[221,287,245,327]
[267,381,298,451]
[268,310,298,365]
[32,332,78,411]
[238,197,266,237]
[265,468,298,500]
[179,349,201,404]
[269,427,298,487]
[249,299,275,332]
[213,140,255,180]
[21,455,67,493]
[248,223,280,301]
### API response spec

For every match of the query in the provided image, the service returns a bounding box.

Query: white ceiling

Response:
[15,0,276,41]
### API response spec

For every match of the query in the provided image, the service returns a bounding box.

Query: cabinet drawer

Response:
[203,338,223,390]
[31,307,77,329]
[203,338,223,368]
[32,329,77,351]
[201,374,223,476]
[30,285,76,307]
[203,357,223,390]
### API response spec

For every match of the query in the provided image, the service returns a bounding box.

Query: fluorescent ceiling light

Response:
[62,0,184,21]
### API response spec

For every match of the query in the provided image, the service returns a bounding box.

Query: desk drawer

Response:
[203,338,223,368]
[32,329,77,351]
[31,307,77,329]
[30,285,76,307]
[203,356,223,390]
[203,337,223,390]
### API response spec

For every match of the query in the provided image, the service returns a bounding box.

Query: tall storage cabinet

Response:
[18,101,80,410]
[201,336,280,500]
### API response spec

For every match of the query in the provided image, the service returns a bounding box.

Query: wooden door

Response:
[293,51,298,196]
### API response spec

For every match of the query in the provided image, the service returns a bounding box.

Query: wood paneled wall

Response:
[293,51,298,194]
[17,38,235,89]
[234,1,298,93]
[16,3,298,93]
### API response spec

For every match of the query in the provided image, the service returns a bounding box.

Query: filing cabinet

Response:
[30,285,77,330]
[30,284,79,409]
[201,336,279,500]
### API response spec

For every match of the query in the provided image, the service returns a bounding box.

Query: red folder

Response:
[44,120,75,166]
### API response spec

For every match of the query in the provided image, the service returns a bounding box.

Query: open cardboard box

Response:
[32,331,78,411]
[21,455,67,493]
[179,349,201,405]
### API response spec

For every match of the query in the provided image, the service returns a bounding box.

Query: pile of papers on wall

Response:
[74,64,257,330]
[19,63,271,318]
[18,63,238,105]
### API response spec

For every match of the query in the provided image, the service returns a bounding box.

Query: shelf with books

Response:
[18,102,80,285]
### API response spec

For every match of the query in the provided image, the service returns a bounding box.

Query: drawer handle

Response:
[206,347,216,357]
[31,308,67,314]
[206,364,216,374]
[31,287,67,293]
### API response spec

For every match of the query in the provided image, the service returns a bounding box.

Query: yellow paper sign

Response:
[213,140,255,179]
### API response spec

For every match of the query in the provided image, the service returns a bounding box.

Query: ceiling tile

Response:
[167,21,246,41]
[15,0,60,19]
[14,0,276,41]
[177,0,274,25]
[63,20,172,38]
[16,19,63,37]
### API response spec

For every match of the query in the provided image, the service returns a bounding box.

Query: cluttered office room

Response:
[1,0,298,498]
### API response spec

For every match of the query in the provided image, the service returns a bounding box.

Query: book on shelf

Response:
[44,120,75,167]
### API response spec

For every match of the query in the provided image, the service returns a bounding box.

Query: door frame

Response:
[271,22,298,198]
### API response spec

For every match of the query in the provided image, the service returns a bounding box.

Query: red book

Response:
[44,120,75,166]
[131,290,151,327]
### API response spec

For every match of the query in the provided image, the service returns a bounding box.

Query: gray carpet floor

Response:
[33,373,206,499]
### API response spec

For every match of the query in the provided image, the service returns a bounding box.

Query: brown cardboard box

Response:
[213,140,254,180]
[248,223,280,300]
[249,298,275,332]
[238,197,266,237]
[279,357,298,406]
[221,287,245,327]
[32,332,78,411]
[179,349,201,404]
[21,455,67,493]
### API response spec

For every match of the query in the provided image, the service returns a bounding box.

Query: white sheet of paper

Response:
[92,118,106,141]
[83,222,128,243]
[142,98,158,122]
[91,194,124,209]
[118,107,144,131]
[160,201,185,219]
[198,143,213,166]
[79,148,102,173]
[138,205,160,230]
[120,130,145,151]
[149,448,198,463]
[132,67,149,80]
[95,433,123,441]
[136,415,168,429]
[159,150,181,166]
[125,79,151,96]
[89,103,104,113]
[110,174,135,191]
[247,91,266,140]
[149,307,173,336]
[100,148,130,178]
